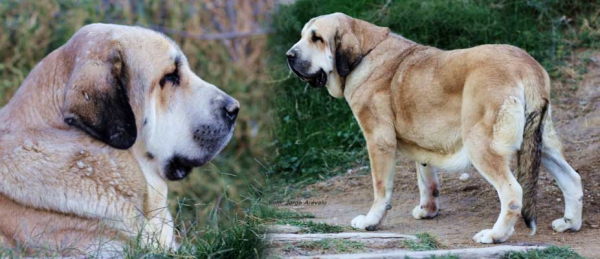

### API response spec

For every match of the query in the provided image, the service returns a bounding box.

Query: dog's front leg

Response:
[143,178,177,250]
[351,126,397,231]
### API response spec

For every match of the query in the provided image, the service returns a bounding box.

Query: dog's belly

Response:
[397,141,471,172]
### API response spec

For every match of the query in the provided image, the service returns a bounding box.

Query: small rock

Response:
[23,140,34,150]
[77,161,85,169]
[459,173,470,181]
[585,220,599,229]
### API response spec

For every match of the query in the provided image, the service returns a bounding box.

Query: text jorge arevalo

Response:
[270,200,328,206]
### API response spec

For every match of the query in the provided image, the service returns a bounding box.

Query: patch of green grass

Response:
[125,217,265,259]
[123,193,267,259]
[254,204,343,234]
[252,201,348,236]
[268,209,315,220]
[0,247,19,258]
[253,203,315,221]
[402,233,443,251]
[502,246,584,259]
[295,238,366,254]
[275,219,345,234]
[267,0,599,185]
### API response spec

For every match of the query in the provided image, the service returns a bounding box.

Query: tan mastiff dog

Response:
[0,24,239,256]
[286,13,583,243]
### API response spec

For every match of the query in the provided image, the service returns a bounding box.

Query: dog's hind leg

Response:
[351,122,397,231]
[412,162,440,219]
[468,139,522,244]
[541,117,583,232]
[468,96,525,244]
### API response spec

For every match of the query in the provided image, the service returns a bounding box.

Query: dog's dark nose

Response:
[223,98,240,121]
[286,50,296,63]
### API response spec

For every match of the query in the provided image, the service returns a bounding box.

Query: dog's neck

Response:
[0,49,71,131]
[343,33,418,101]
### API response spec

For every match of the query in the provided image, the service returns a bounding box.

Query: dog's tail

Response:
[516,97,548,236]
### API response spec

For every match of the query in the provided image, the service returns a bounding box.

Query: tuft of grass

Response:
[254,204,343,234]
[0,248,18,258]
[252,203,315,221]
[252,199,341,233]
[123,189,268,259]
[402,232,443,251]
[124,219,266,259]
[294,238,365,254]
[274,219,345,234]
[502,246,584,259]
[252,198,351,235]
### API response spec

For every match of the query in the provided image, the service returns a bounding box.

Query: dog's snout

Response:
[223,98,240,121]
[286,49,297,63]
[286,49,296,58]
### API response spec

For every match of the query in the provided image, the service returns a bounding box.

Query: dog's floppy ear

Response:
[335,15,390,77]
[63,48,137,150]
[335,29,361,77]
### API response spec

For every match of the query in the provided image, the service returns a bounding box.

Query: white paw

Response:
[472,228,513,244]
[552,218,581,232]
[351,214,379,231]
[412,205,438,219]
[351,214,366,229]
[167,240,180,251]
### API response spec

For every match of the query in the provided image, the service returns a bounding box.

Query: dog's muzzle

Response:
[287,51,327,88]
[165,124,234,181]
[165,97,239,181]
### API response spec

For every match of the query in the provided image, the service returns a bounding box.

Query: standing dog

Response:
[0,24,239,256]
[286,13,583,243]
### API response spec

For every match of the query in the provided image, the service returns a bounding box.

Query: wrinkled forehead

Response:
[116,27,184,63]
[301,15,341,38]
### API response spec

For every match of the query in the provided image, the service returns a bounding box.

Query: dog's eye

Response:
[312,33,323,43]
[159,70,180,88]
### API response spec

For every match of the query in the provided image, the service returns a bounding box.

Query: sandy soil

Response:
[276,50,600,258]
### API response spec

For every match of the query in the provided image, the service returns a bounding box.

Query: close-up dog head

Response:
[286,13,389,97]
[61,24,239,181]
